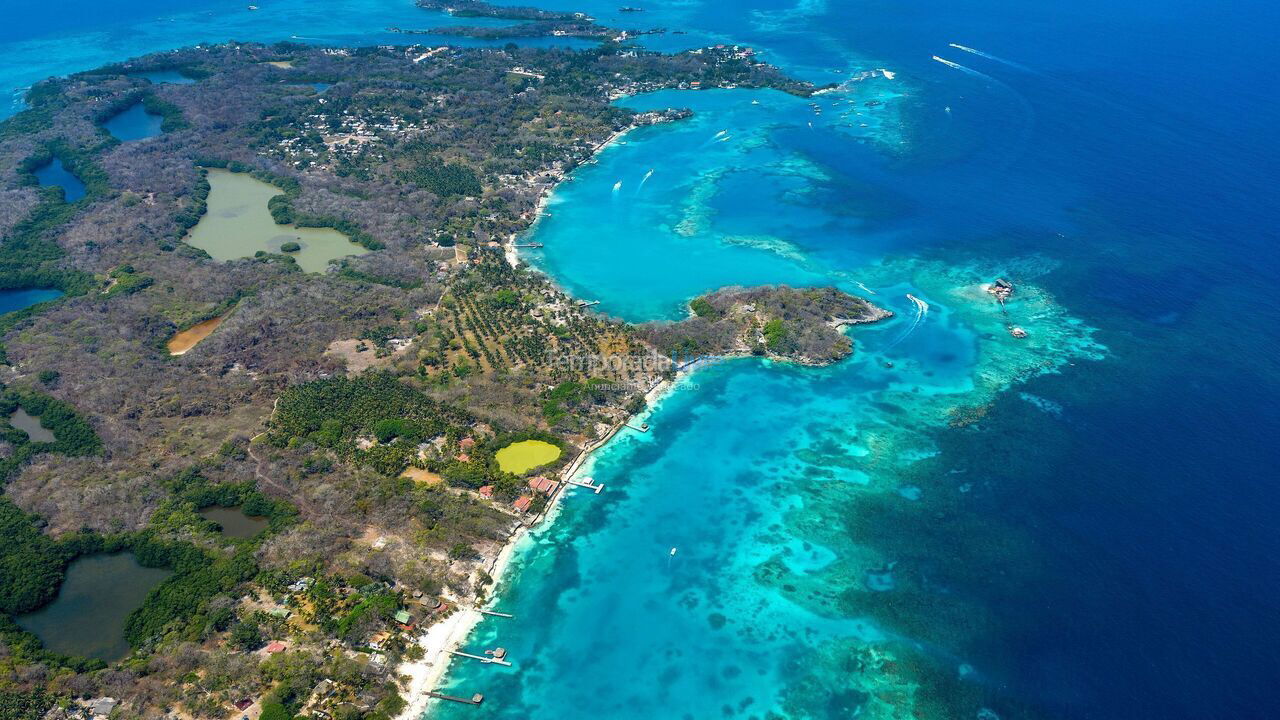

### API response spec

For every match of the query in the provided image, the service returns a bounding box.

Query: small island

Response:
[644,286,891,365]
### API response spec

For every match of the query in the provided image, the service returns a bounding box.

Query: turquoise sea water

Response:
[438,1,1280,719]
[0,0,590,119]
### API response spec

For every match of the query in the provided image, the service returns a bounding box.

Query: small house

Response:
[87,698,118,720]
[478,485,494,499]
[528,476,558,494]
[265,641,288,654]
[513,496,533,513]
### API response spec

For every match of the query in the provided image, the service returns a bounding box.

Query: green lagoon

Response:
[17,553,170,661]
[185,168,366,273]
[495,440,561,475]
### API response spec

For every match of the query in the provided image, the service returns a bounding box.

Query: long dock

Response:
[513,242,543,248]
[426,691,484,705]
[564,476,604,494]
[625,422,650,433]
[577,300,600,307]
[479,609,513,618]
[449,650,512,666]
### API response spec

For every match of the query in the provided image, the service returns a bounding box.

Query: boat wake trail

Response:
[612,180,623,196]
[637,168,655,190]
[948,42,1034,72]
[931,55,997,81]
[931,53,1036,171]
[888,293,929,348]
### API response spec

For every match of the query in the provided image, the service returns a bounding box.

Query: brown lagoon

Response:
[199,505,268,539]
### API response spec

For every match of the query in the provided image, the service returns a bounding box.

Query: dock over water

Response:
[426,691,484,705]
[564,476,604,493]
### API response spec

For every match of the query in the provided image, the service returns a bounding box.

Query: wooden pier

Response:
[577,300,600,307]
[479,609,513,618]
[625,422,650,433]
[564,476,604,494]
[513,242,543,248]
[449,649,512,667]
[426,691,484,705]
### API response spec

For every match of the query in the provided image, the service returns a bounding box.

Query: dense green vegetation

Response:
[0,499,68,616]
[0,689,54,720]
[0,140,110,359]
[763,317,790,352]
[1,466,292,673]
[397,155,483,198]
[122,535,257,649]
[689,296,718,318]
[0,386,102,480]
[142,92,191,133]
[102,264,154,297]
[335,261,424,289]
[269,373,473,476]
[4,142,106,276]
[162,466,297,535]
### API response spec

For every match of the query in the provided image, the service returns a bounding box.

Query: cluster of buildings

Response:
[478,474,561,514]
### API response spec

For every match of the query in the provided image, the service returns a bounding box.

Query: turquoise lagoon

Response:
[0,288,63,314]
[102,101,164,141]
[32,157,85,202]
[133,69,196,84]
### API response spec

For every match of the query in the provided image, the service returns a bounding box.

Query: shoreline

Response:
[505,122,640,269]
[394,373,681,720]
[396,121,668,720]
[396,97,877,718]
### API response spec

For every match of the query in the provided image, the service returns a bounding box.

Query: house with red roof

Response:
[264,641,287,654]
[478,485,494,499]
[513,496,532,513]
[528,476,558,494]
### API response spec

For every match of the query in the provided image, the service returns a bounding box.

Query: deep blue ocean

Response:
[5,1,1278,719]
